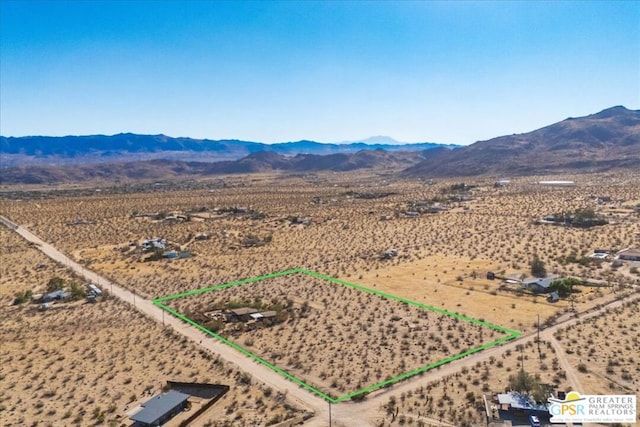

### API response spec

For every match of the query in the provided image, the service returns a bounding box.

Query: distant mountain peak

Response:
[338,135,402,145]
[590,105,635,119]
[360,136,401,145]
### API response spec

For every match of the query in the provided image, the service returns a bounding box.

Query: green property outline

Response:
[152,267,521,403]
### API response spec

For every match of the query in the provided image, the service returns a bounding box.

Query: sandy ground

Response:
[166,272,508,399]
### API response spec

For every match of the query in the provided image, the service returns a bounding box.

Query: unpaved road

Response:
[2,214,636,426]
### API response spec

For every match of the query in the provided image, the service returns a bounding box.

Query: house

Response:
[142,238,166,252]
[537,180,575,186]
[521,276,558,293]
[129,390,189,427]
[228,307,258,322]
[617,248,640,262]
[41,290,70,303]
[496,392,549,413]
[380,249,398,260]
[425,205,449,214]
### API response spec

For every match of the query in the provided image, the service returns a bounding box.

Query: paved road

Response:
[2,214,637,426]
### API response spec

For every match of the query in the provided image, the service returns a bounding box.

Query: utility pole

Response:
[537,314,541,363]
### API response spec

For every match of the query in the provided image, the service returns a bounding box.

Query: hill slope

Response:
[402,106,640,177]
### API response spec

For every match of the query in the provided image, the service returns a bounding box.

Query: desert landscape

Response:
[163,270,513,400]
[0,226,306,427]
[3,2,639,425]
[1,168,639,426]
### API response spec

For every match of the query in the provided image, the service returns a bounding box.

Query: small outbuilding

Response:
[129,390,189,427]
[250,311,277,321]
[86,283,102,296]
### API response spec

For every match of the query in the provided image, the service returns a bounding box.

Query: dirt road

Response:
[2,214,636,426]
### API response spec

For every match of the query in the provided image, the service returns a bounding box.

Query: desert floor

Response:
[0,227,304,427]
[1,170,639,426]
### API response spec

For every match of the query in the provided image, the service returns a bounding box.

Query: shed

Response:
[259,310,277,318]
[87,284,102,296]
[164,250,178,259]
[250,311,277,321]
[129,390,189,427]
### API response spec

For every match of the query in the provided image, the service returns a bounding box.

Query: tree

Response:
[68,281,86,301]
[508,369,536,393]
[572,208,607,228]
[530,255,546,278]
[13,290,32,305]
[531,382,550,404]
[550,277,582,297]
[46,277,66,292]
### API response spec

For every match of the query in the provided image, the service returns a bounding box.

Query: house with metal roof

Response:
[129,390,189,427]
[41,290,70,303]
[228,307,259,322]
[617,248,640,262]
[521,276,558,294]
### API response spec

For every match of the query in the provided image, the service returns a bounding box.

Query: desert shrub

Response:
[13,290,32,305]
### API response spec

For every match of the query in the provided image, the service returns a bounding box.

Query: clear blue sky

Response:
[1,1,638,145]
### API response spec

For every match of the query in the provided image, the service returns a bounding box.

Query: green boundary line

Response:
[153,268,521,403]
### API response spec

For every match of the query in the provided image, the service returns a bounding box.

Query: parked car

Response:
[529,414,541,427]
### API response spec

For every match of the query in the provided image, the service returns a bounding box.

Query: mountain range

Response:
[403,106,639,177]
[0,106,638,184]
[0,133,455,167]
[0,150,427,185]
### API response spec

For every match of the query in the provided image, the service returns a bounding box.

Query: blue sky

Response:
[1,1,638,145]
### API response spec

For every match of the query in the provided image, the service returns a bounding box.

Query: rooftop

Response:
[130,390,189,425]
[618,247,640,256]
[522,276,558,289]
[497,392,548,412]
[230,307,259,316]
